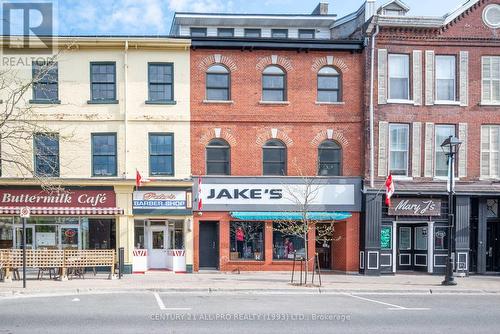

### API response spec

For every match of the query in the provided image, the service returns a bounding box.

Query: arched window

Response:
[263,139,287,175]
[317,66,341,103]
[262,65,286,102]
[206,139,230,175]
[318,140,342,176]
[206,64,230,101]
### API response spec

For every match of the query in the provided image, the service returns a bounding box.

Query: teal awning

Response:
[229,211,352,221]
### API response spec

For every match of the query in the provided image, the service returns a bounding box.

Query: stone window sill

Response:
[315,101,345,105]
[203,100,234,104]
[434,100,461,106]
[387,99,415,104]
[259,101,290,105]
[145,100,177,105]
[29,99,61,104]
[87,100,119,105]
[479,101,500,106]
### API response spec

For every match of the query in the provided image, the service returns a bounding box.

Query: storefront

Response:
[0,187,122,252]
[132,187,193,273]
[193,177,362,272]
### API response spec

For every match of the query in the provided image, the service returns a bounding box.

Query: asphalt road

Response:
[1,292,500,334]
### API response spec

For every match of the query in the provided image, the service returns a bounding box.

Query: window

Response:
[481,125,500,178]
[434,125,455,177]
[318,140,341,176]
[149,134,174,176]
[34,133,59,177]
[273,222,306,260]
[271,29,288,38]
[244,28,261,38]
[190,27,207,37]
[206,64,230,101]
[298,29,315,39]
[389,124,409,176]
[435,55,456,101]
[434,226,448,250]
[217,28,234,37]
[263,139,286,175]
[317,66,341,102]
[92,133,117,177]
[90,62,116,102]
[148,63,173,102]
[482,56,500,104]
[32,61,58,102]
[230,222,264,261]
[262,65,286,102]
[206,139,230,175]
[388,54,410,100]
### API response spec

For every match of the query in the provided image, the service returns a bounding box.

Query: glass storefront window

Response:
[230,222,264,261]
[434,226,448,250]
[35,225,58,249]
[88,219,115,249]
[272,223,306,260]
[61,227,79,249]
[0,218,13,249]
[381,226,392,250]
[168,221,184,249]
[135,220,145,249]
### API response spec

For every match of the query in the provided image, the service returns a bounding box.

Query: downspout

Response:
[369,23,379,189]
[124,40,129,179]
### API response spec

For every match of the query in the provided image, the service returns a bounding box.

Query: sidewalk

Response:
[1,271,500,297]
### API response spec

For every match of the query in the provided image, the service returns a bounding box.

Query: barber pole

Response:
[385,174,395,207]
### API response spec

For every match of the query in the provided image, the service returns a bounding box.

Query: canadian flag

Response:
[385,174,395,207]
[135,170,152,188]
[197,177,203,211]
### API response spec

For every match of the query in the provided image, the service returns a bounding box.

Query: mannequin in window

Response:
[236,227,245,258]
[284,237,294,259]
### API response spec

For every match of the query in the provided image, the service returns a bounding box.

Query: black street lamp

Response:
[440,135,462,286]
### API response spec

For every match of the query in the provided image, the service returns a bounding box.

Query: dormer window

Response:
[244,29,261,38]
[190,27,207,37]
[298,29,315,39]
[217,28,234,37]
[271,29,288,38]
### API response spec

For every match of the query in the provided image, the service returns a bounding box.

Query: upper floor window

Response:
[263,139,287,176]
[90,62,116,102]
[190,27,207,37]
[481,125,500,178]
[92,133,117,177]
[206,64,230,101]
[206,139,230,175]
[435,55,456,102]
[317,66,341,102]
[435,125,455,177]
[149,133,174,176]
[318,140,341,176]
[482,56,500,105]
[262,66,286,102]
[389,124,409,176]
[34,133,59,177]
[298,29,315,39]
[32,61,58,102]
[148,63,173,103]
[217,28,234,37]
[244,28,261,38]
[388,54,409,100]
[271,29,288,38]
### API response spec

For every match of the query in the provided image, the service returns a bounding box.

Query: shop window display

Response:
[229,222,264,261]
[273,223,306,260]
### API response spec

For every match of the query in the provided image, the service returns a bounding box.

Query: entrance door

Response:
[486,221,500,272]
[397,224,428,272]
[14,226,34,249]
[316,223,332,270]
[199,222,219,269]
[149,226,168,269]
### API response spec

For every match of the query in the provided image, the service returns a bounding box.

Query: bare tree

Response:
[0,43,75,190]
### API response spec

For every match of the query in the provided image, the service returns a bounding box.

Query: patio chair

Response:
[37,267,57,280]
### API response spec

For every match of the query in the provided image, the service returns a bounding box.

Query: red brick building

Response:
[357,0,500,275]
[171,3,369,272]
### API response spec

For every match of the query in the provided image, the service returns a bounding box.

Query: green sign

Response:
[381,226,392,250]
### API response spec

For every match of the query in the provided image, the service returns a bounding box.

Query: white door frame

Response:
[147,224,169,269]
[13,225,35,249]
[393,221,434,273]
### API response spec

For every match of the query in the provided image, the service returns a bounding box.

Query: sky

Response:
[53,0,466,35]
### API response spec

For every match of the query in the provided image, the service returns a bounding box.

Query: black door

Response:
[486,221,500,272]
[316,223,332,270]
[396,224,429,272]
[199,221,219,269]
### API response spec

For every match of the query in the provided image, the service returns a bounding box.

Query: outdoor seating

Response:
[37,267,57,280]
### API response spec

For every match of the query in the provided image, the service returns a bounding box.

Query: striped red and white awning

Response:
[0,206,124,215]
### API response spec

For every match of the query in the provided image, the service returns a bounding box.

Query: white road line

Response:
[153,292,191,311]
[344,293,429,311]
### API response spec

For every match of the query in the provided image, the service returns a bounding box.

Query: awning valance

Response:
[0,207,124,216]
[230,211,352,221]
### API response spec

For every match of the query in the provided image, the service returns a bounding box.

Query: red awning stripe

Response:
[0,207,124,215]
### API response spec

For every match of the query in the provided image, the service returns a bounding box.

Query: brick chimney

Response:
[311,1,329,15]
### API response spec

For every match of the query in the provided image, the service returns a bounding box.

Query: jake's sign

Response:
[0,189,116,208]
[388,198,441,216]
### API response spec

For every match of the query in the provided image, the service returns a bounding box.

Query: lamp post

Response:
[440,135,462,286]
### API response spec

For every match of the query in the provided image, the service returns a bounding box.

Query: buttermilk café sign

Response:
[388,198,441,216]
[0,189,116,208]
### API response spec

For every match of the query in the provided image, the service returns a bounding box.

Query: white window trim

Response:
[434,100,461,106]
[481,56,500,105]
[388,123,410,177]
[435,55,457,103]
[388,54,410,101]
[387,99,415,104]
